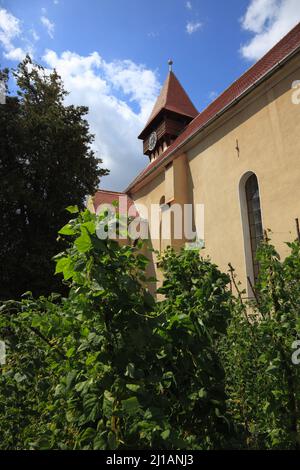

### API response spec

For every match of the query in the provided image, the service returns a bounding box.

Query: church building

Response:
[90,22,300,297]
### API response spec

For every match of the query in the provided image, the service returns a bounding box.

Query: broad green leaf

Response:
[66,347,75,358]
[103,390,114,418]
[14,372,27,383]
[161,429,170,440]
[55,256,74,280]
[121,396,140,415]
[75,228,92,253]
[66,205,79,213]
[126,383,140,392]
[82,221,96,234]
[58,223,76,235]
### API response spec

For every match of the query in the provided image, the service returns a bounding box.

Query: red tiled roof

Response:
[92,189,138,216]
[128,22,300,192]
[138,71,198,139]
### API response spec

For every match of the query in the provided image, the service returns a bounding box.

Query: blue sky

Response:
[1,0,300,190]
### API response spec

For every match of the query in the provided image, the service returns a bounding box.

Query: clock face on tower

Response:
[148,131,157,151]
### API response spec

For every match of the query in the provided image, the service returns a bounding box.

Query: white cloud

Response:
[103,59,160,123]
[4,46,26,61]
[41,15,55,38]
[186,1,192,9]
[0,8,27,61]
[0,8,20,48]
[0,9,159,190]
[186,21,202,34]
[42,50,160,190]
[31,29,39,41]
[240,0,300,61]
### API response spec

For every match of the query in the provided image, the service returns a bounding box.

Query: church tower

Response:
[138,60,198,162]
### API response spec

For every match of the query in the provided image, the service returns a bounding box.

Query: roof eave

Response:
[138,107,198,140]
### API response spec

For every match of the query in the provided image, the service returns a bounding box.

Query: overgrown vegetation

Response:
[0,209,299,449]
[221,237,300,449]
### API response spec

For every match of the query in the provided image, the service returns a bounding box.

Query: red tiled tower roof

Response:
[138,71,198,139]
[128,22,300,192]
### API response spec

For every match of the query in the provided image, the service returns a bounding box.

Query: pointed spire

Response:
[138,67,198,139]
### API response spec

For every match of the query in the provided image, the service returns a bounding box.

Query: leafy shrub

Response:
[155,248,234,449]
[0,209,233,449]
[221,239,300,449]
[0,211,300,449]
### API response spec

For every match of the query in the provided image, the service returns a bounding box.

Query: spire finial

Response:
[168,58,173,72]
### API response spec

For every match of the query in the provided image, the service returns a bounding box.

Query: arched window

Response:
[159,196,167,253]
[159,196,166,208]
[245,174,263,281]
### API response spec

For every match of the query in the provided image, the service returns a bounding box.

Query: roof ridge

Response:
[165,71,173,105]
[95,189,126,195]
[202,21,300,111]
[127,21,300,192]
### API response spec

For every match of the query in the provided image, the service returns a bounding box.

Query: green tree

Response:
[0,57,108,299]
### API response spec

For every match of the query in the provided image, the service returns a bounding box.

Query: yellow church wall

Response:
[130,52,300,296]
[165,163,174,203]
[132,172,165,293]
[187,54,300,295]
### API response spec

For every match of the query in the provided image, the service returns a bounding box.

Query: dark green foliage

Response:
[156,248,233,449]
[0,210,299,449]
[0,57,108,299]
[221,239,300,449]
[0,209,233,449]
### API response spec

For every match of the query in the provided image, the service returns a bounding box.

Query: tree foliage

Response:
[0,57,108,299]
